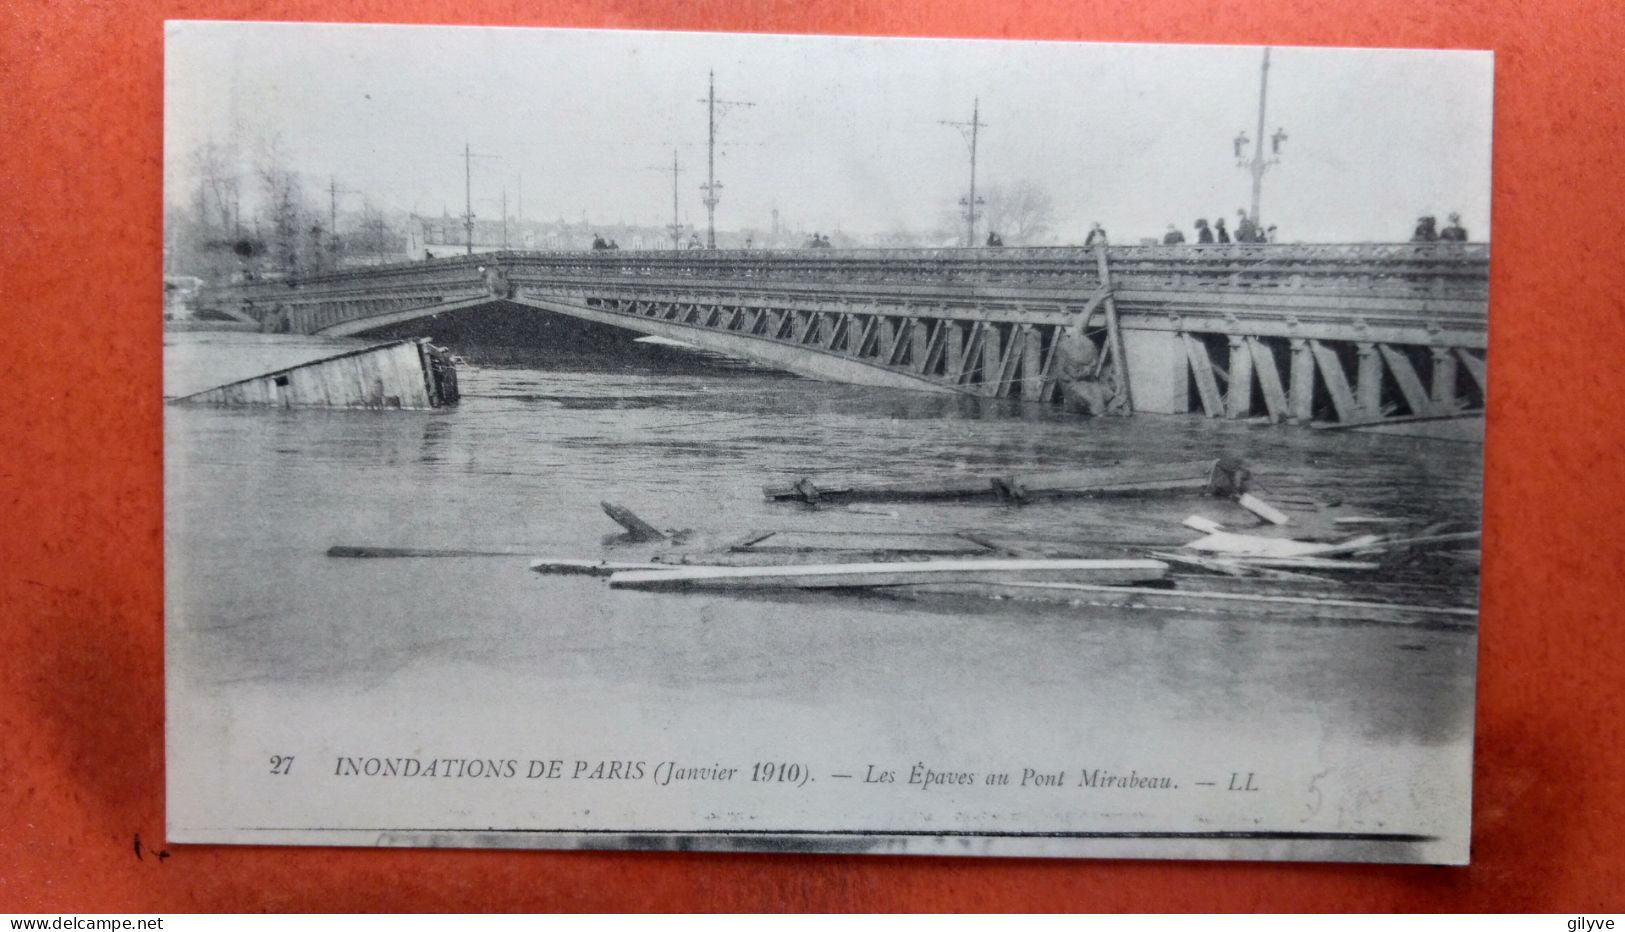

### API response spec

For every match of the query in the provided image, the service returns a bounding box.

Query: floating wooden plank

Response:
[608,558,1169,591]
[600,502,668,542]
[731,530,990,555]
[1148,550,1253,577]
[764,460,1230,504]
[1184,531,1337,558]
[1149,551,1333,582]
[1218,556,1381,571]
[172,338,458,409]
[530,559,693,577]
[1182,515,1226,534]
[328,545,530,559]
[1306,530,1479,557]
[1236,492,1291,526]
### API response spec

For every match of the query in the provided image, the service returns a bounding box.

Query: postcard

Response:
[164,22,1490,862]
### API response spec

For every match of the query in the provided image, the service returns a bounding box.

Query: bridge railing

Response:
[198,242,1489,310]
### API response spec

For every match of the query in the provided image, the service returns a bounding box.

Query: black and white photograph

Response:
[163,22,1491,864]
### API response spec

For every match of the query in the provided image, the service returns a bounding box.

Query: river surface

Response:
[164,319,1482,863]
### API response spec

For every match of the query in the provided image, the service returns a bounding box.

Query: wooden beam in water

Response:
[600,502,668,542]
[764,461,1225,503]
[608,557,1170,591]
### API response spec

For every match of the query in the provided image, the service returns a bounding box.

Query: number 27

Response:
[269,755,295,775]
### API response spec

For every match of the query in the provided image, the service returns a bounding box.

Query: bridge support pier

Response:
[1289,338,1315,423]
[1225,335,1254,419]
[1431,346,1459,410]
[1356,342,1383,419]
[1121,329,1190,415]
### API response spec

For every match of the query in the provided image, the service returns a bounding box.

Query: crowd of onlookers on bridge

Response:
[571,207,1471,255]
[1410,212,1471,242]
[1153,209,1277,245]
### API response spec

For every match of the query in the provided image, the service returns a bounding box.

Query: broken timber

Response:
[600,502,670,542]
[608,558,1169,592]
[172,338,458,409]
[764,460,1245,504]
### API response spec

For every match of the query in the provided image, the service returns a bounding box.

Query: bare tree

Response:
[980,180,1057,245]
[255,138,329,274]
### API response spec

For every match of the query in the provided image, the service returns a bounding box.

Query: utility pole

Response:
[669,149,683,249]
[699,70,754,249]
[461,142,501,256]
[940,98,987,247]
[501,188,509,249]
[1233,48,1288,230]
[326,176,359,269]
[328,176,358,240]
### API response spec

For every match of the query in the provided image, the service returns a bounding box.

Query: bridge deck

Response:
[197,244,1490,426]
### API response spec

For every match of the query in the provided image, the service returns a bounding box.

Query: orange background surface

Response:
[2,0,1623,913]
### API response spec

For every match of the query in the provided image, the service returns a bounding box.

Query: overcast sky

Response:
[165,22,1493,243]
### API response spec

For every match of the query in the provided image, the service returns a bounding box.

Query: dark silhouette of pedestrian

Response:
[1195,219,1213,244]
[1084,223,1108,246]
[1214,217,1231,244]
[1236,208,1259,243]
[1162,224,1186,245]
[986,231,1004,247]
[1412,216,1438,242]
[1440,212,1469,242]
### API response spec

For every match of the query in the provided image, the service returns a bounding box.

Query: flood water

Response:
[164,313,1482,862]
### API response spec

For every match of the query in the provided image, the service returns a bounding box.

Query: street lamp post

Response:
[1233,48,1287,232]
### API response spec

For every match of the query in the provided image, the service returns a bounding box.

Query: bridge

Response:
[197,243,1489,427]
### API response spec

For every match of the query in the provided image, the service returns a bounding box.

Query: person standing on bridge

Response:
[1195,219,1214,244]
[1213,217,1230,243]
[1084,223,1108,246]
[1162,224,1186,245]
[1411,216,1439,242]
[1235,209,1259,244]
[1440,212,1469,242]
[986,231,1004,247]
